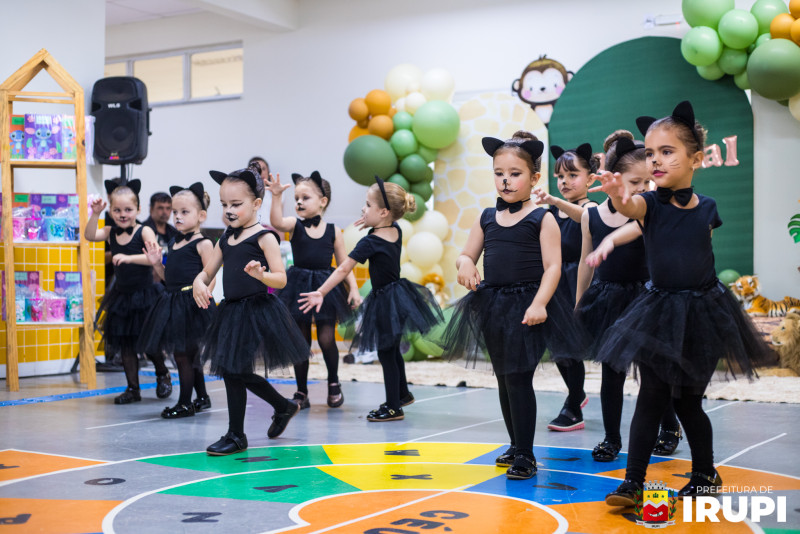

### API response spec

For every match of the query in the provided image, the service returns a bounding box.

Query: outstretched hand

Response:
[532,187,551,205]
[298,291,323,314]
[143,241,162,267]
[590,171,629,204]
[90,197,107,215]
[266,173,291,196]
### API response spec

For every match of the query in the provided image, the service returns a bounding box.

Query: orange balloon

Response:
[357,118,369,128]
[771,12,796,39]
[365,89,392,116]
[388,107,397,117]
[367,114,394,140]
[790,0,800,18]
[348,98,369,121]
[792,18,800,44]
[348,124,369,142]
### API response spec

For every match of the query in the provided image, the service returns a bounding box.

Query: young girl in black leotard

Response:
[85,178,172,404]
[193,165,310,456]
[139,182,216,419]
[267,171,361,409]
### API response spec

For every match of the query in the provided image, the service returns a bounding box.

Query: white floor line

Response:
[85,407,233,430]
[717,433,787,466]
[705,401,740,413]
[398,418,505,446]
[412,388,486,404]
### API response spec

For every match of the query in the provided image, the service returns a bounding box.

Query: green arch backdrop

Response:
[548,36,754,275]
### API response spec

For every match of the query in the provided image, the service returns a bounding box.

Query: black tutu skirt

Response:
[575,279,646,360]
[350,278,443,352]
[277,266,353,325]
[558,260,580,305]
[137,289,217,355]
[442,281,591,375]
[595,280,775,391]
[96,283,163,355]
[200,293,311,376]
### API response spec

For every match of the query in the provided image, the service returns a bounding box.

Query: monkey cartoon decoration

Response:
[511,55,573,127]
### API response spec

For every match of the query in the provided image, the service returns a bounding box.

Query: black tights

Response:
[377,345,409,410]
[120,347,168,390]
[600,364,680,445]
[625,364,714,484]
[497,370,537,458]
[293,321,340,394]
[174,350,208,405]
[556,360,585,412]
[224,373,289,435]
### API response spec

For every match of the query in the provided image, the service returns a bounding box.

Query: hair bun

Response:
[404,193,417,215]
[512,130,538,142]
[603,129,634,152]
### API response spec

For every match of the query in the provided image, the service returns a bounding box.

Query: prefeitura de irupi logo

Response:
[635,481,678,529]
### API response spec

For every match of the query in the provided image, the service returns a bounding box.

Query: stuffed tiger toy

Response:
[730,275,800,317]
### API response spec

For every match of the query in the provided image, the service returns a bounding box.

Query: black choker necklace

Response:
[373,224,395,230]
[607,199,617,214]
[225,222,260,239]
[572,197,589,205]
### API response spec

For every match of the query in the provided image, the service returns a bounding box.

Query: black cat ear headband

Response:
[291,170,326,197]
[374,175,390,210]
[169,182,206,209]
[606,138,645,173]
[104,177,141,197]
[481,137,545,162]
[209,167,260,197]
[636,100,701,146]
[550,143,593,168]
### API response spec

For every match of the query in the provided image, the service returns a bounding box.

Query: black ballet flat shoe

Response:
[327,382,344,408]
[155,373,173,399]
[605,479,643,507]
[292,391,310,410]
[495,445,516,467]
[367,405,404,422]
[592,439,622,462]
[506,454,537,480]
[678,470,723,498]
[268,399,300,438]
[206,431,248,456]
[161,403,195,419]
[193,395,212,412]
[653,426,683,455]
[114,387,141,404]
[547,406,585,431]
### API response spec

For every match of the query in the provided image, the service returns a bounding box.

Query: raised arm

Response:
[333,226,362,308]
[456,217,485,291]
[193,240,223,309]
[523,212,561,325]
[533,187,596,223]
[244,232,288,289]
[590,171,647,221]
[266,173,296,234]
[84,197,110,242]
[298,256,358,314]
[144,240,165,281]
[575,209,595,305]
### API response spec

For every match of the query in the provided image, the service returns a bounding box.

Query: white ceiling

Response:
[106,0,203,26]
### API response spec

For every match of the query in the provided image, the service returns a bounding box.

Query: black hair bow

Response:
[496,197,530,213]
[636,101,701,146]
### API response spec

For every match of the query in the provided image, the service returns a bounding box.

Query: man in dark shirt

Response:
[142,191,178,252]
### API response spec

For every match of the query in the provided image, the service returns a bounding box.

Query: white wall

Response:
[0,0,106,194]
[67,0,800,296]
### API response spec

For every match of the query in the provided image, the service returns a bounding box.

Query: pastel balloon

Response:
[771,12,796,39]
[400,245,409,264]
[747,38,800,100]
[718,9,760,49]
[388,173,411,192]
[348,98,369,121]
[420,68,456,101]
[400,261,423,283]
[417,145,439,163]
[399,154,430,183]
[697,62,726,80]
[393,110,414,131]
[750,0,789,34]
[681,26,724,66]
[365,89,392,116]
[718,269,742,285]
[410,180,433,201]
[337,321,355,340]
[403,193,427,222]
[342,223,368,252]
[682,0,734,29]
[390,129,419,158]
[791,18,800,44]
[348,124,370,142]
[395,97,407,112]
[367,114,394,140]
[412,209,450,240]
[412,330,444,357]
[358,279,372,297]
[789,92,800,121]
[718,46,749,74]
[734,69,750,90]
[407,231,444,269]
[343,135,398,185]
[792,0,800,18]
[755,33,772,47]
[412,101,461,149]
[424,264,445,278]
[396,218,414,244]
[405,91,427,115]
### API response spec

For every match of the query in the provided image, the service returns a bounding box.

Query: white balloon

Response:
[423,263,444,278]
[400,261,423,283]
[395,97,406,112]
[790,92,800,122]
[407,231,444,269]
[412,210,449,241]
[385,64,423,102]
[342,223,368,252]
[405,91,427,115]
[406,81,421,94]
[396,218,414,244]
[400,245,408,264]
[421,68,455,101]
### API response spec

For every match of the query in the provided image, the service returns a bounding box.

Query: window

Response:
[104,44,243,106]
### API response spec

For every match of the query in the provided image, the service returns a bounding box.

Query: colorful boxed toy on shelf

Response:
[1,270,83,324]
[0,193,81,243]
[8,114,94,162]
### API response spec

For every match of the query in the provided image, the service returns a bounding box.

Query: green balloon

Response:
[410,180,433,201]
[403,193,427,222]
[778,99,789,106]
[411,101,461,149]
[358,278,372,297]
[750,0,789,35]
[697,62,726,80]
[392,111,414,131]
[734,69,750,90]
[337,320,355,341]
[401,336,418,361]
[399,154,430,183]
[681,26,724,67]
[718,47,748,75]
[390,129,419,158]
[755,33,771,48]
[413,334,443,357]
[343,135,398,186]
[718,9,759,49]
[718,268,742,285]
[388,173,410,192]
[417,145,438,164]
[747,39,800,100]
[682,0,734,29]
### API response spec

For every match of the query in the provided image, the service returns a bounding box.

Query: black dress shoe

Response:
[367,405,404,422]
[114,387,141,404]
[678,470,722,498]
[547,405,584,431]
[268,399,300,438]
[293,391,310,410]
[193,395,212,412]
[368,393,415,417]
[653,426,682,455]
[206,431,248,456]
[327,382,344,408]
[506,454,537,479]
[495,445,516,467]
[592,439,622,462]
[156,373,173,399]
[161,403,195,419]
[606,480,643,507]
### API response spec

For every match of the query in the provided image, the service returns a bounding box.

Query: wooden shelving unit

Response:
[1,49,96,391]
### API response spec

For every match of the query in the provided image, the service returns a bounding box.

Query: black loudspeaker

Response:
[91,76,150,164]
